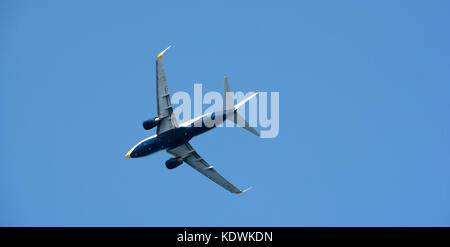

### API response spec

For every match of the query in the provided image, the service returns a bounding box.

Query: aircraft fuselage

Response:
[127,110,231,158]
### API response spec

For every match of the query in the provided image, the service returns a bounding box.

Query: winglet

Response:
[157,45,171,59]
[236,186,253,194]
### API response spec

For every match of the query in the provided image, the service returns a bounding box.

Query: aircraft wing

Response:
[167,143,250,194]
[156,47,177,134]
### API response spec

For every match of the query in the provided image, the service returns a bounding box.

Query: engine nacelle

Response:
[142,117,161,130]
[165,157,183,169]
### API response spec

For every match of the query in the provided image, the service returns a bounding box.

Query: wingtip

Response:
[236,186,253,194]
[157,45,171,59]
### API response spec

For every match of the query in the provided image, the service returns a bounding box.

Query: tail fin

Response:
[223,77,233,111]
[223,77,260,137]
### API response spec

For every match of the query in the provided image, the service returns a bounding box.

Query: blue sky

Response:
[1,1,449,226]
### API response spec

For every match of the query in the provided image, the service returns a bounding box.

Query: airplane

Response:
[125,46,259,194]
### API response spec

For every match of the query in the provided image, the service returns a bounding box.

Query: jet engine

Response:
[142,117,161,130]
[165,157,183,169]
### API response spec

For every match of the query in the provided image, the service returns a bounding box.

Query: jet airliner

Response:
[125,46,259,194]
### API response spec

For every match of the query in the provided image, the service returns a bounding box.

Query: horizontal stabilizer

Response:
[234,92,258,111]
[223,78,259,137]
[233,112,260,136]
[223,77,234,111]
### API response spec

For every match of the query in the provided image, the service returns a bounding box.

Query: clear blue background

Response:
[1,1,449,226]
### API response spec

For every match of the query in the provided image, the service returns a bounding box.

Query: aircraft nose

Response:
[125,149,133,158]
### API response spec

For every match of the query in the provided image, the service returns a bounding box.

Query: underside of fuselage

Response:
[127,111,230,158]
